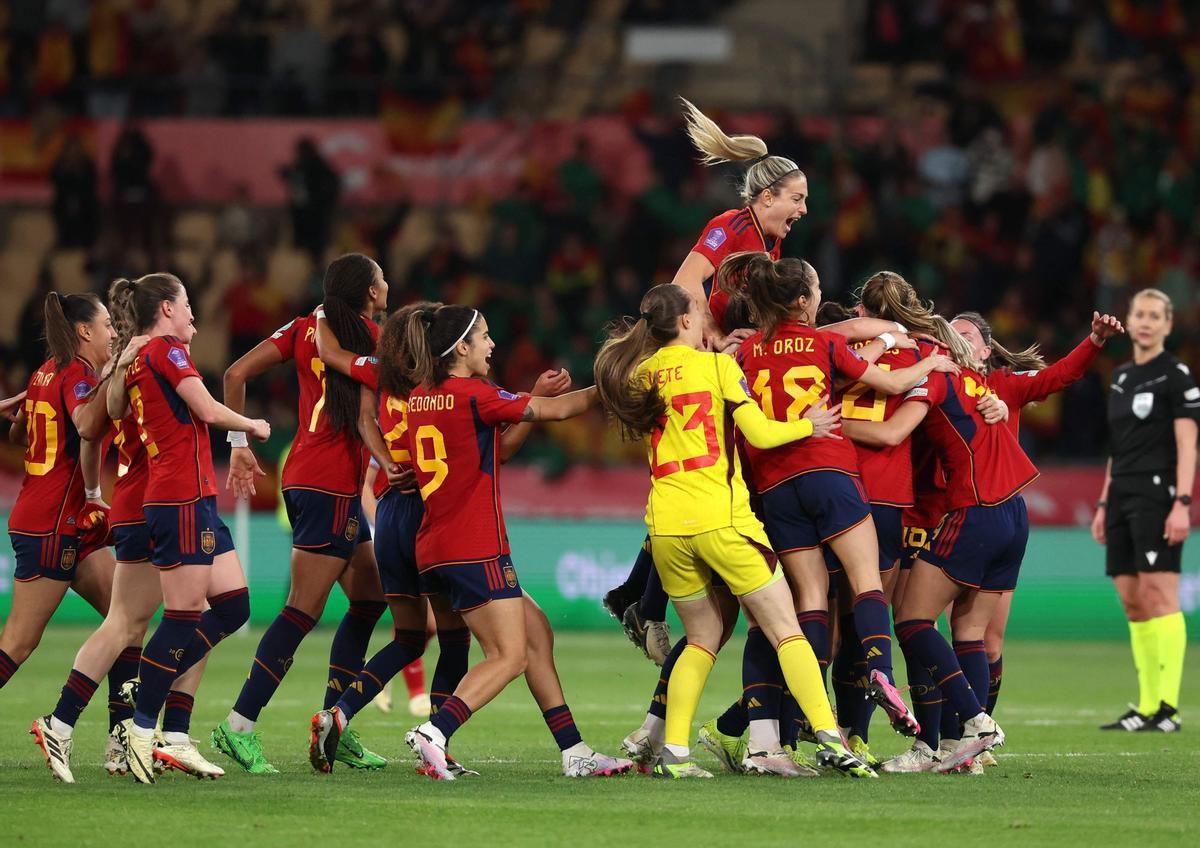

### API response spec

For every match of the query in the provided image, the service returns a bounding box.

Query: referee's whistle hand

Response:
[1091,508,1106,545]
[1163,504,1190,546]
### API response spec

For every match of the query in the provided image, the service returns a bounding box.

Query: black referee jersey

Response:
[1107,350,1200,479]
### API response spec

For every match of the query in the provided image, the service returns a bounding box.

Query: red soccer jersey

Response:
[903,369,1039,511]
[903,430,948,528]
[736,320,868,493]
[842,342,938,507]
[126,336,217,505]
[987,335,1101,440]
[269,314,380,497]
[692,207,781,334]
[8,357,99,536]
[372,388,413,500]
[406,377,531,570]
[111,412,150,526]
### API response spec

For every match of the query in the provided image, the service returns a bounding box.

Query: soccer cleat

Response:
[742,750,818,777]
[155,738,225,779]
[847,734,881,768]
[336,727,387,769]
[698,718,747,773]
[866,669,920,736]
[814,730,878,778]
[621,604,670,666]
[965,757,985,776]
[1100,705,1150,731]
[792,716,819,745]
[1140,702,1181,733]
[620,727,659,774]
[602,584,639,621]
[446,753,480,777]
[406,726,454,780]
[563,749,635,777]
[783,743,820,770]
[211,720,280,775]
[372,680,393,713]
[880,740,941,773]
[104,724,129,776]
[651,748,712,779]
[935,712,1004,773]
[408,692,432,717]
[309,709,341,773]
[125,727,157,784]
[977,749,998,767]
[30,716,75,784]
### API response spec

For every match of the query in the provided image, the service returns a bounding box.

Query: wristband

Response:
[85,486,102,500]
[894,322,907,334]
[1096,500,1107,509]
[878,332,896,351]
[227,431,249,448]
[315,307,326,320]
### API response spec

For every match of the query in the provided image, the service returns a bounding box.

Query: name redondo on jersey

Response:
[408,393,456,412]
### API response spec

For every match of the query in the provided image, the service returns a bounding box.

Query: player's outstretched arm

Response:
[7,405,26,446]
[177,376,270,441]
[842,400,929,448]
[105,335,149,420]
[0,390,25,420]
[224,339,284,417]
[859,353,959,396]
[733,393,841,448]
[501,368,572,461]
[521,385,598,422]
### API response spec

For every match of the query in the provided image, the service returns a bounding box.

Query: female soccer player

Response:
[391,304,632,780]
[213,253,390,773]
[108,273,269,784]
[1094,289,1196,733]
[3,293,116,700]
[595,282,878,779]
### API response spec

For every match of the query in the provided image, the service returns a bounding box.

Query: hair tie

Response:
[638,312,652,322]
[439,309,479,358]
[748,153,771,166]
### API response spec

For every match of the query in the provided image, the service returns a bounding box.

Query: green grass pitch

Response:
[0,627,1196,847]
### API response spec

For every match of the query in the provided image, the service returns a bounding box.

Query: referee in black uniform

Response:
[1094,289,1199,732]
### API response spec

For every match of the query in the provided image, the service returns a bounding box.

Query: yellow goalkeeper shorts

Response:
[650,525,783,601]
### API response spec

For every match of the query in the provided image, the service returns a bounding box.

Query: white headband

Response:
[439,309,479,357]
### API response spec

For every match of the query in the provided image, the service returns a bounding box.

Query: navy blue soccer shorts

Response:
[760,471,871,559]
[374,489,423,598]
[143,496,234,568]
[826,503,904,574]
[917,496,1029,592]
[113,521,153,564]
[419,555,524,612]
[283,489,371,561]
[10,533,85,582]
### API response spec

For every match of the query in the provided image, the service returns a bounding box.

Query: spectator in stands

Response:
[223,252,286,360]
[109,122,162,265]
[50,134,99,250]
[218,184,263,254]
[280,137,341,264]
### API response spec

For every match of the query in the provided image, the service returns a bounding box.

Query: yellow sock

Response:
[1129,620,1161,715]
[664,645,716,749]
[1156,612,1187,710]
[777,635,836,733]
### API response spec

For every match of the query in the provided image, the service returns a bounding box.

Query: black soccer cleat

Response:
[602,585,639,621]
[1139,702,1181,733]
[1099,706,1150,731]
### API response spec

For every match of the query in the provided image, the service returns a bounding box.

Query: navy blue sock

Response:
[905,649,943,749]
[232,606,317,722]
[650,638,688,720]
[52,670,99,728]
[135,610,201,729]
[175,587,251,678]
[108,646,141,730]
[831,612,864,735]
[429,695,472,741]
[429,627,471,715]
[954,640,989,718]
[896,619,981,721]
[336,629,426,722]
[638,567,669,621]
[853,590,894,680]
[623,539,653,593]
[987,656,1003,714]
[324,600,386,709]
[543,704,583,750]
[797,610,831,684]
[0,649,17,688]
[780,690,802,748]
[940,698,961,741]
[162,690,194,734]
[741,627,779,730]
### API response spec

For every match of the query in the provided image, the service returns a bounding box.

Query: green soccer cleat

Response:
[783,743,820,771]
[210,721,279,775]
[697,718,747,773]
[335,728,387,770]
[651,748,713,779]
[814,731,878,778]
[847,734,881,768]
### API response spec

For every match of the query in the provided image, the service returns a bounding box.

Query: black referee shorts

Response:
[1105,474,1183,577]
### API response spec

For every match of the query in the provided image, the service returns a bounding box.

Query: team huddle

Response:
[2,100,1159,784]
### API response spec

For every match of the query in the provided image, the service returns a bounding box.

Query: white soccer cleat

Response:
[977,749,998,767]
[408,692,432,717]
[372,680,393,713]
[31,716,75,784]
[563,748,635,777]
[405,725,454,781]
[644,621,672,666]
[935,712,1004,773]
[105,721,130,776]
[880,740,941,773]
[620,727,660,774]
[124,726,158,784]
[156,738,226,779]
[742,750,818,777]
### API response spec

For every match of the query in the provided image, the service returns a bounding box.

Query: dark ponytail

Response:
[953,311,1046,374]
[377,301,440,397]
[717,251,815,341]
[594,284,691,441]
[402,303,482,390]
[44,292,102,367]
[321,254,381,436]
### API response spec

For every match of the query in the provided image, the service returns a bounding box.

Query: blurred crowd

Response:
[2,0,1199,473]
